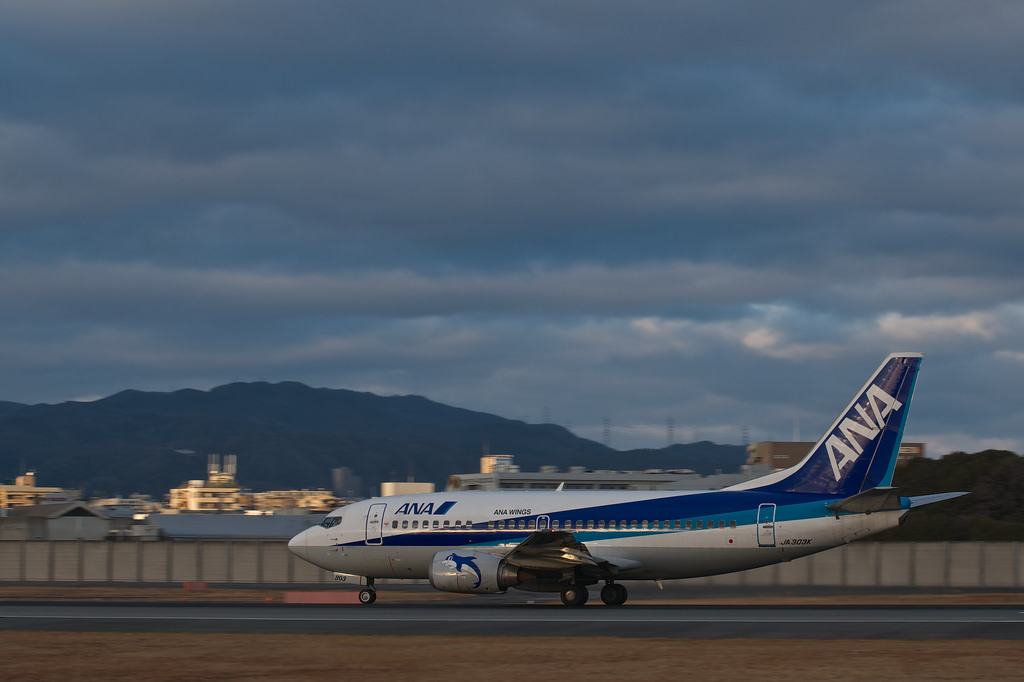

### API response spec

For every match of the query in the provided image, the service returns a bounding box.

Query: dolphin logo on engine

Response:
[442,552,482,588]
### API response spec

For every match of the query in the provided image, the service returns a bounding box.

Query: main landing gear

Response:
[600,582,628,606]
[560,582,629,607]
[358,578,377,604]
[560,584,589,607]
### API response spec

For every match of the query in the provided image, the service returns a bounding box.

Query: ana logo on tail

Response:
[826,384,903,481]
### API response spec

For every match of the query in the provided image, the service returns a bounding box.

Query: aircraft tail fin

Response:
[727,353,923,496]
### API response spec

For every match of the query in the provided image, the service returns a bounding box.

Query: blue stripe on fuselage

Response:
[339,491,842,548]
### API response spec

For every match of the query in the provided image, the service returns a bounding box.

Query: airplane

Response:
[288,352,966,606]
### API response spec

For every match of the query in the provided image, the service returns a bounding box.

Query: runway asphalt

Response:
[3,600,1023,639]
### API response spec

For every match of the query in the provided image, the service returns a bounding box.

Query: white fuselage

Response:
[288,489,908,582]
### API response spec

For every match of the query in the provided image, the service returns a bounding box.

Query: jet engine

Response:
[428,550,523,594]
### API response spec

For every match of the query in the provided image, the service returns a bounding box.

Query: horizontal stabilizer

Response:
[908,491,969,508]
[827,487,902,514]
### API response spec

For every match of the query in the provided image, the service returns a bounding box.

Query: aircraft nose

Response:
[288,529,308,561]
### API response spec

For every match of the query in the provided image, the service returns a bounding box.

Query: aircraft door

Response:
[757,503,777,547]
[537,515,550,531]
[365,503,387,545]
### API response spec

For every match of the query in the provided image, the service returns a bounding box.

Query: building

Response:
[380,481,435,496]
[90,494,161,517]
[0,501,114,541]
[0,472,78,509]
[746,441,926,470]
[446,456,768,491]
[331,466,363,498]
[480,454,517,473]
[251,489,347,513]
[897,442,926,466]
[167,454,246,512]
[142,513,317,541]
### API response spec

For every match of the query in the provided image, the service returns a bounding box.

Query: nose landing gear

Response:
[358,578,377,604]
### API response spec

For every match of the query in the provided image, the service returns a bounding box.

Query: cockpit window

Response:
[319,517,342,529]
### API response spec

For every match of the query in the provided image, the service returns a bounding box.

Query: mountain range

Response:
[0,382,747,498]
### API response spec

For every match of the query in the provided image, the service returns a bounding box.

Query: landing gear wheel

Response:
[600,583,628,606]
[358,589,377,604]
[560,585,589,607]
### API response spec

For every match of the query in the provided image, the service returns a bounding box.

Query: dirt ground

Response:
[2,587,1022,681]
[1,633,1022,681]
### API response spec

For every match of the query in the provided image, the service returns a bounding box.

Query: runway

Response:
[3,601,1023,639]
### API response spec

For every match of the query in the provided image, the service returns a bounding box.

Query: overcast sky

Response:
[3,2,1023,456]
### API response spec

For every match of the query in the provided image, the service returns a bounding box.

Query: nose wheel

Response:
[357,577,377,605]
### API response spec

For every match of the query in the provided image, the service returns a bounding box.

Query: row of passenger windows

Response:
[393,518,738,531]
[399,519,470,529]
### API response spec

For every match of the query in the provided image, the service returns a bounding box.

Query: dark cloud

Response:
[1,2,1023,455]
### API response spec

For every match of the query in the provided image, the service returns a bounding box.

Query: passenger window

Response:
[433,520,439,529]
[488,521,494,529]
[598,520,605,529]
[498,520,505,529]
[455,520,461,527]
[586,520,594,530]
[620,521,627,529]
[719,520,726,529]
[402,520,408,529]
[411,520,418,529]
[443,520,450,528]
[641,520,648,529]
[697,520,703,529]
[730,520,737,529]
[685,520,692,530]
[576,520,583,529]
[674,521,681,530]
[528,520,536,529]
[552,520,560,530]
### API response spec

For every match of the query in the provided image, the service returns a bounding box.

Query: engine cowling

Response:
[428,550,522,594]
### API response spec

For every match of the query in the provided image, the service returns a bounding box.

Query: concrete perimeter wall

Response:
[0,541,1021,588]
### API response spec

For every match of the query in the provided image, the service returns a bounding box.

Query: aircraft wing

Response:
[501,530,642,575]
